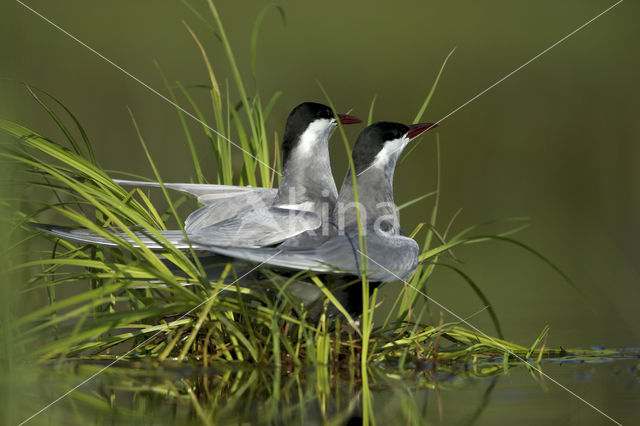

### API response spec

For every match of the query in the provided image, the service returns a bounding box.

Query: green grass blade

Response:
[434,262,503,338]
[250,4,286,81]
[155,62,205,183]
[397,191,437,211]
[412,47,456,123]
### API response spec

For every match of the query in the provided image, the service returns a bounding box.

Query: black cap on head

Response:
[352,122,410,174]
[281,102,336,164]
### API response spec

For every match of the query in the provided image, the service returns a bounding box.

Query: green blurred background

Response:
[1,0,638,350]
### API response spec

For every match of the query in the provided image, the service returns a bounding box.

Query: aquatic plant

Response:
[0,1,575,377]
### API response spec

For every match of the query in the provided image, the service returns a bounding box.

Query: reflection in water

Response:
[5,351,639,425]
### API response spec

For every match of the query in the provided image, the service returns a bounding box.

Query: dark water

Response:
[4,351,639,425]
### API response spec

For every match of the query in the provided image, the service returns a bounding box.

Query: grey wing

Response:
[36,224,209,251]
[209,233,420,282]
[113,179,276,204]
[184,191,277,231]
[189,207,322,248]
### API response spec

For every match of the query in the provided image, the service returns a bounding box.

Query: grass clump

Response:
[0,2,573,375]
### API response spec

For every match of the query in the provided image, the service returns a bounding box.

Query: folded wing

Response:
[36,224,209,251]
[189,207,322,248]
[113,178,277,204]
[184,191,277,231]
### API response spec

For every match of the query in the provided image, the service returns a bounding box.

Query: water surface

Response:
[4,350,638,425]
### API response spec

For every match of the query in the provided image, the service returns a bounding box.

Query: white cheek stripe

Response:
[295,118,334,155]
[371,135,410,169]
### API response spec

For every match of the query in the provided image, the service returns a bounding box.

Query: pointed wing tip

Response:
[32,222,73,235]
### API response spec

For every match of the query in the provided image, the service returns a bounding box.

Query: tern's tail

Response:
[35,223,209,251]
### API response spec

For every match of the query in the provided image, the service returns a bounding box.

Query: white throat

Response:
[370,135,410,169]
[294,118,335,156]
